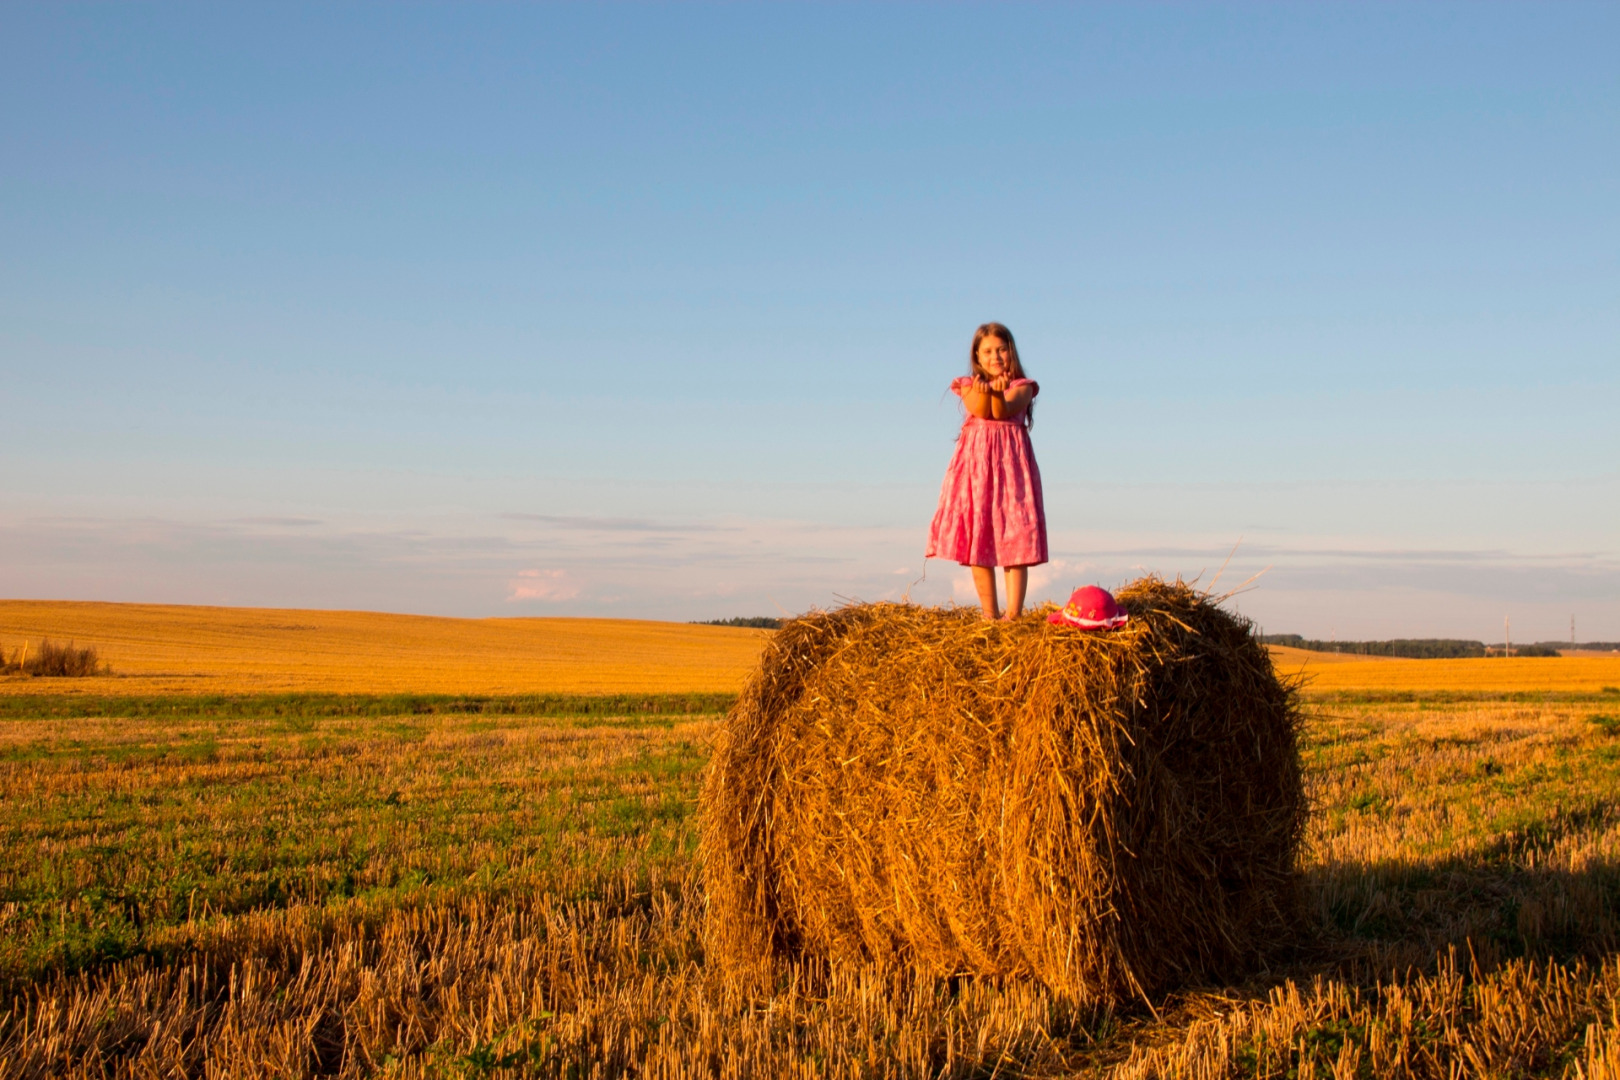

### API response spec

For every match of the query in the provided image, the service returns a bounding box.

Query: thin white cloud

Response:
[1026,560,1072,595]
[1,512,1617,638]
[507,569,580,603]
[951,571,977,603]
[500,513,735,533]
[233,517,323,528]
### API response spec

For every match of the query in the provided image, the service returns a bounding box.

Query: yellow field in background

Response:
[3,600,1616,696]
[1267,644,1620,693]
[0,600,770,695]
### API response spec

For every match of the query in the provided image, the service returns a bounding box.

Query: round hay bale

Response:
[699,577,1305,1003]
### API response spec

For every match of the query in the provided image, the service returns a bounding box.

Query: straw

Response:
[699,576,1306,1004]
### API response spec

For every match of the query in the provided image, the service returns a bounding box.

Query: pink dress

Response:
[926,377,1048,568]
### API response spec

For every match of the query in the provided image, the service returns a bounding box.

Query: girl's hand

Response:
[989,375,1010,393]
[962,377,995,419]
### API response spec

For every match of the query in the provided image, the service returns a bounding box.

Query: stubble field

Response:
[2,602,1620,1077]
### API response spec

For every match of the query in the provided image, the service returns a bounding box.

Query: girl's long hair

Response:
[969,322,1033,429]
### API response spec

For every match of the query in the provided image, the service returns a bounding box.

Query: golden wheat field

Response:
[2,601,1619,1077]
[1268,645,1620,695]
[5,599,1617,698]
[0,600,769,695]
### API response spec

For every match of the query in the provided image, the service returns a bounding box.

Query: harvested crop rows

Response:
[4,686,1620,1077]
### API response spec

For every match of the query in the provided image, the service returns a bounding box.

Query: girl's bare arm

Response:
[959,378,1032,420]
[998,381,1034,419]
[958,380,996,419]
[983,377,1033,421]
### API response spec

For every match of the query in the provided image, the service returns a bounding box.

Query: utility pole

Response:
[1572,615,1576,647]
[1505,614,1511,658]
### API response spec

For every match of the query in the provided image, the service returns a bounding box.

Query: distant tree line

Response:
[1508,644,1570,657]
[694,617,784,630]
[1258,635,1564,659]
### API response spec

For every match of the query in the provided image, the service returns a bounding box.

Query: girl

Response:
[925,322,1048,620]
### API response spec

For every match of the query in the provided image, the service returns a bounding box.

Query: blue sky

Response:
[2,3,1616,639]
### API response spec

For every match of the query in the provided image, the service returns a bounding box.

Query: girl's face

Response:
[976,335,1011,378]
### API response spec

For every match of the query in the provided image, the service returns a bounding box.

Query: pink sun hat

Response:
[1048,585,1129,630]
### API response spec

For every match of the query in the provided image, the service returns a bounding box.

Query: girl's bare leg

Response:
[970,565,1000,620]
[1003,566,1028,619]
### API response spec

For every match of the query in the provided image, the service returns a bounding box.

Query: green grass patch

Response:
[0,706,721,985]
[0,691,737,721]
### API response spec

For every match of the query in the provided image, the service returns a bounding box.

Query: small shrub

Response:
[6,639,107,678]
[1591,714,1620,738]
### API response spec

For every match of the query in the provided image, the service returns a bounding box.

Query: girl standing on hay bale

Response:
[926,322,1047,620]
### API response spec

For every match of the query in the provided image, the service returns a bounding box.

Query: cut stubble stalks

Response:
[701,577,1307,1005]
